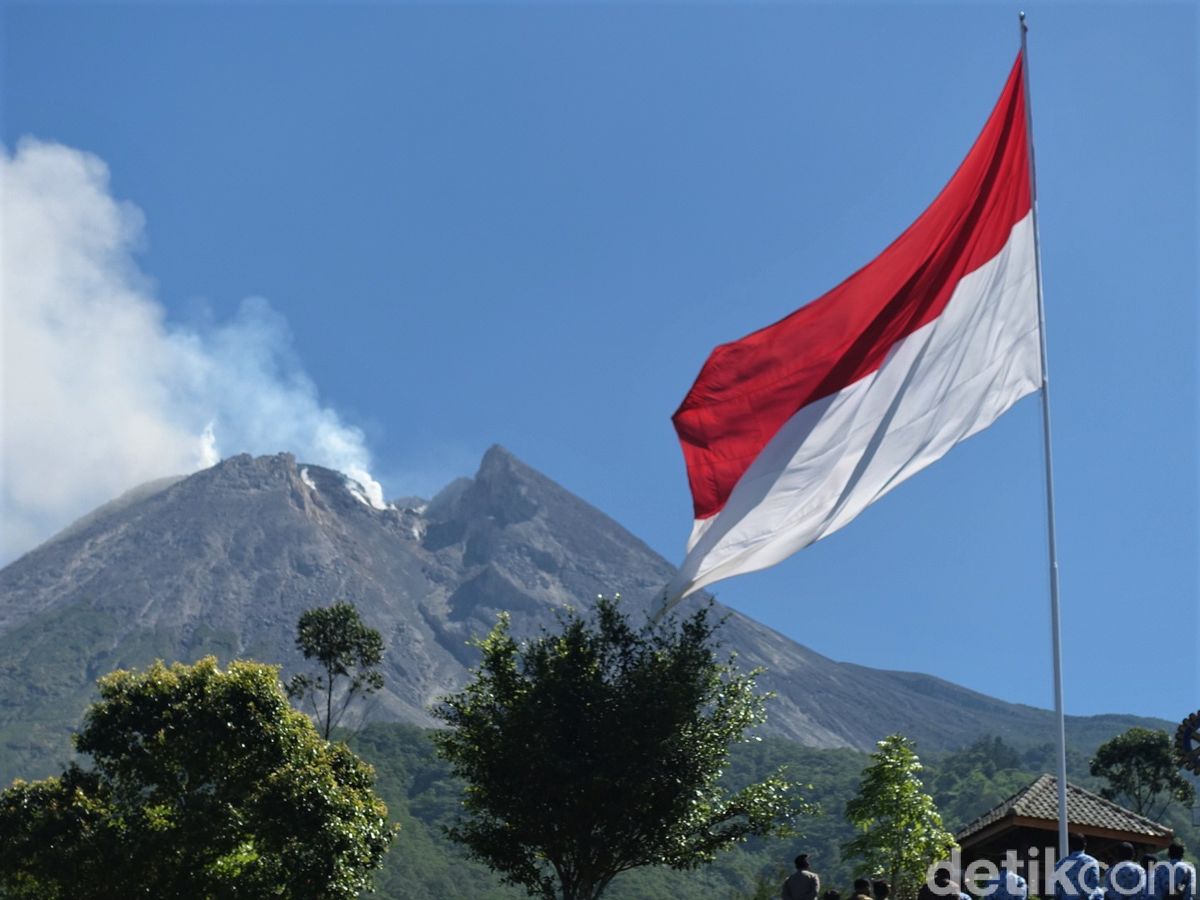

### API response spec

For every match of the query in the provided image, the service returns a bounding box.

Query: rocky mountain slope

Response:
[0,448,1165,783]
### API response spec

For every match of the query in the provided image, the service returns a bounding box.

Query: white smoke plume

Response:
[0,138,386,562]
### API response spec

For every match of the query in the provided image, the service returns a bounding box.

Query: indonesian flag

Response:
[667,53,1041,603]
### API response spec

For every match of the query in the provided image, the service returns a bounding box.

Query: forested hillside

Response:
[348,725,1200,900]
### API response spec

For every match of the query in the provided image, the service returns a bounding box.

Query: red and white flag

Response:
[667,54,1041,602]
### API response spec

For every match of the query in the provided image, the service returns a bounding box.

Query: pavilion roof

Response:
[956,774,1174,843]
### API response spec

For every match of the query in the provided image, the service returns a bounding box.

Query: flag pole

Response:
[1019,10,1070,861]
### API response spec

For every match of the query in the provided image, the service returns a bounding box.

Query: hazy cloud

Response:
[1,138,385,561]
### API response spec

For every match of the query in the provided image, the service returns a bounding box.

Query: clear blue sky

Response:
[3,2,1196,726]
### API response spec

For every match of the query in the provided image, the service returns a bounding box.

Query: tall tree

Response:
[0,657,394,900]
[843,734,957,900]
[434,597,808,900]
[1090,727,1195,820]
[287,601,385,739]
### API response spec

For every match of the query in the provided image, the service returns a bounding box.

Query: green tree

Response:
[843,734,957,900]
[287,600,385,739]
[433,597,808,900]
[1090,727,1196,820]
[0,657,395,900]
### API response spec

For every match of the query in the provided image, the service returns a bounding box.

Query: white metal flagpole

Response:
[1019,10,1070,861]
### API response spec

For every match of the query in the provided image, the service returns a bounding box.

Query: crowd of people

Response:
[780,840,1196,900]
[780,856,902,900]
[1050,836,1195,900]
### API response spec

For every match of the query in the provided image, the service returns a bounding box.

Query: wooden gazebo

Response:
[956,775,1174,894]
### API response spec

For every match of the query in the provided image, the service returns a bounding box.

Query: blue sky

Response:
[3,2,1196,727]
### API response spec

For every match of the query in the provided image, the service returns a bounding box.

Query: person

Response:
[1142,856,1160,900]
[782,854,821,900]
[1154,844,1195,900]
[874,881,891,900]
[920,866,962,900]
[984,853,1029,900]
[1106,843,1145,900]
[1054,833,1103,900]
[853,878,875,900]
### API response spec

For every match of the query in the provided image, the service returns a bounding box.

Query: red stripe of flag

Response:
[673,53,1031,523]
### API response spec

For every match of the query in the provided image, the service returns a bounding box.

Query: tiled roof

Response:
[956,774,1174,842]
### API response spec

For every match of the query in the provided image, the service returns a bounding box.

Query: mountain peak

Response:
[480,443,516,466]
[459,446,544,527]
[476,444,536,483]
[211,451,297,477]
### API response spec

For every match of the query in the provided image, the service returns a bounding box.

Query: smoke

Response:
[0,138,386,562]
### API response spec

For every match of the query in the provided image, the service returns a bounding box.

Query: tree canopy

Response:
[1089,727,1196,820]
[433,597,807,900]
[287,600,386,739]
[0,657,394,899]
[843,734,957,900]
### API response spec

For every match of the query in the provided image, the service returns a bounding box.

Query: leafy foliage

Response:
[433,597,809,900]
[1090,727,1196,820]
[0,657,394,899]
[842,735,957,900]
[340,725,1200,900]
[287,601,385,739]
[924,736,1044,828]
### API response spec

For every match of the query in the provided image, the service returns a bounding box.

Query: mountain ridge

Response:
[0,448,1169,783]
